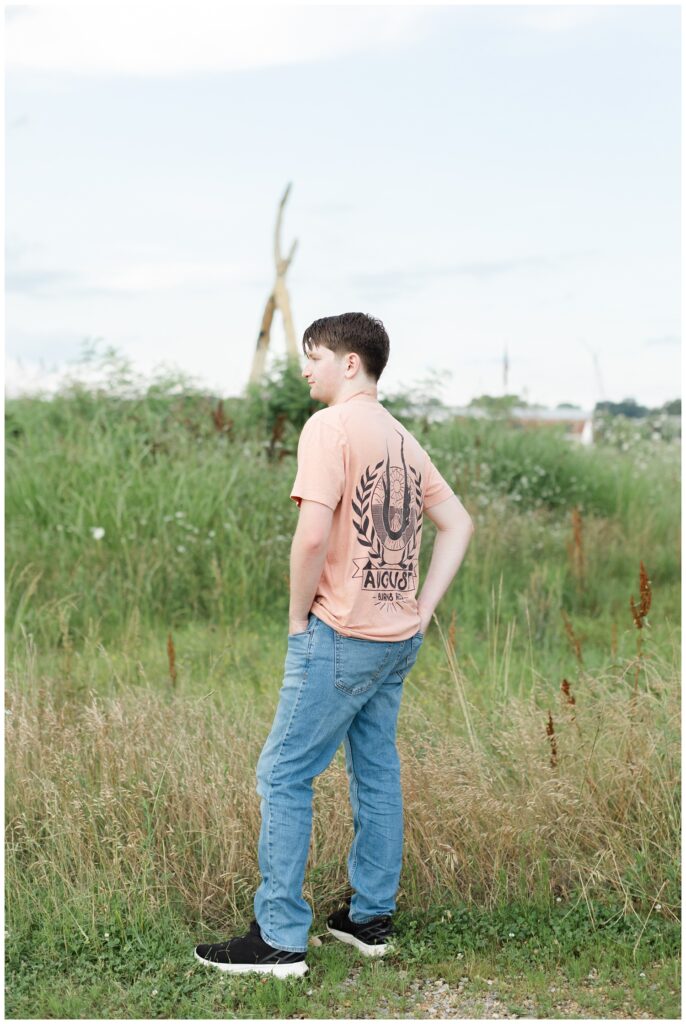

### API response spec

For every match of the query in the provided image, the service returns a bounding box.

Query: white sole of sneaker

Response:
[194,950,308,976]
[326,925,390,957]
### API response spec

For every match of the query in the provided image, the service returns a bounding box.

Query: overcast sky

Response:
[5,3,681,409]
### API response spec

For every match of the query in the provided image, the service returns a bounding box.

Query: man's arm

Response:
[288,499,334,635]
[417,494,475,634]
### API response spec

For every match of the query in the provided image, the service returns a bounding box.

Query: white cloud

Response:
[5,4,429,76]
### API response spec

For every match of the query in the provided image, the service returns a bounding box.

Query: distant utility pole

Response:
[249,183,299,386]
[580,340,606,404]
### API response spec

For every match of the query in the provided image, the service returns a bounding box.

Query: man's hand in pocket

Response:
[288,617,310,637]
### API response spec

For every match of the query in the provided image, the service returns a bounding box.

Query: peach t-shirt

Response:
[290,391,455,641]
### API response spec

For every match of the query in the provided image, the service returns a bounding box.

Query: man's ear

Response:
[345,352,360,376]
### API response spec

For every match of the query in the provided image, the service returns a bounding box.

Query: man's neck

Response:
[329,382,378,406]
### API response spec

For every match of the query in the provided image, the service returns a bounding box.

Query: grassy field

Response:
[4,368,681,1018]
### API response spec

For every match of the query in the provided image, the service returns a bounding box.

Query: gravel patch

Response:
[374,975,531,1019]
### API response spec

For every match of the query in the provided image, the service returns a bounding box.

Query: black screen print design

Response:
[351,430,423,613]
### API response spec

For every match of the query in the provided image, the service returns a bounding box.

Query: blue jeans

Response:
[253,613,424,953]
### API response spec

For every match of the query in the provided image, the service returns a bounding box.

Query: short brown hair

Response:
[302,312,390,382]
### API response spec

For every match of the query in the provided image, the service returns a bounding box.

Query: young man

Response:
[195,312,475,976]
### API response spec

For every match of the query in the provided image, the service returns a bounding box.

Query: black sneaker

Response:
[194,919,308,977]
[326,903,395,957]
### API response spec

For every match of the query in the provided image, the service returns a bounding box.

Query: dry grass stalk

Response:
[560,678,577,722]
[546,711,558,769]
[434,613,480,755]
[611,622,618,659]
[630,560,652,631]
[210,555,223,602]
[448,608,457,652]
[5,647,678,926]
[566,506,585,592]
[561,609,584,665]
[58,606,74,684]
[629,560,652,704]
[166,632,177,689]
[211,399,233,435]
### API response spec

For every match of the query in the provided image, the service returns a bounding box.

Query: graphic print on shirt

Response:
[351,430,423,612]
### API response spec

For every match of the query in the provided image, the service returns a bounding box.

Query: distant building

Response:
[506,407,594,446]
[389,401,595,445]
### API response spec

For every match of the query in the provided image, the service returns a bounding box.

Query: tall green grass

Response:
[5,368,680,1017]
[5,379,680,680]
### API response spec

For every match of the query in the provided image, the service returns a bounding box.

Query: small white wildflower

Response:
[456,952,464,959]
[508,932,515,938]
[176,545,186,554]
[151,988,158,996]
[104,932,109,939]
[655,903,662,911]
[175,511,185,518]
[639,972,645,978]
[556,896,562,902]
[90,526,105,541]
[5,709,12,716]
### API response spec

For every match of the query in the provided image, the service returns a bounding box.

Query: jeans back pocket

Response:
[333,631,396,697]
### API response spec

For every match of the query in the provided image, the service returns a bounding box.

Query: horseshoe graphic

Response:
[382,430,412,542]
